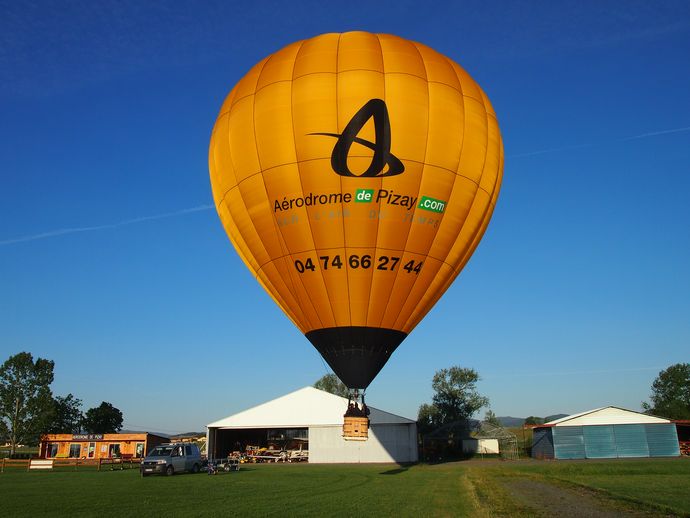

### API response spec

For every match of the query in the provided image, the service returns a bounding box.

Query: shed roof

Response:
[207,386,415,429]
[542,406,672,427]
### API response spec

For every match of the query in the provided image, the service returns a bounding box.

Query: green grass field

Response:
[492,458,690,516]
[1,458,689,517]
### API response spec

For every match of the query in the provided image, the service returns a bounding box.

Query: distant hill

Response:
[119,430,206,439]
[497,416,525,427]
[169,432,205,439]
[497,414,569,427]
[120,429,170,438]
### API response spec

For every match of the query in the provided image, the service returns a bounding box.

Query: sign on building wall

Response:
[71,434,104,441]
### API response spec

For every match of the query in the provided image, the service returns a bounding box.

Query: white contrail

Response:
[509,125,690,158]
[618,126,690,141]
[0,204,214,246]
[509,143,594,158]
[3,125,688,247]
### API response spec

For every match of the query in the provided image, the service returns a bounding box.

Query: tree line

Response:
[0,352,124,455]
[315,362,690,432]
[5,349,686,457]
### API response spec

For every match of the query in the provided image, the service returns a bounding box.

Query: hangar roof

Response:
[207,386,415,429]
[543,406,672,427]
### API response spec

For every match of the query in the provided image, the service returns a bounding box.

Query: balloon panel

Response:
[209,32,503,388]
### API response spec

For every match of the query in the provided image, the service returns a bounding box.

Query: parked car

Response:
[140,443,201,476]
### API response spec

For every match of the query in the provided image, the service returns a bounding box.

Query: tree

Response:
[47,394,83,434]
[431,366,489,424]
[417,366,489,434]
[484,409,501,427]
[83,402,123,433]
[0,418,8,443]
[524,416,544,426]
[313,373,349,398]
[417,403,441,435]
[642,363,690,419]
[0,352,55,454]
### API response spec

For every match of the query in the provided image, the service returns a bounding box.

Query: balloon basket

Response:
[343,416,369,441]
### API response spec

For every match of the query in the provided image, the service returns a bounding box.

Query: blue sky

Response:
[1,1,689,433]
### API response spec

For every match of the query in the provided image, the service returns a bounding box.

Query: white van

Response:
[140,443,202,476]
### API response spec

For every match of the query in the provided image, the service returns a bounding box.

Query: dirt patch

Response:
[500,478,658,517]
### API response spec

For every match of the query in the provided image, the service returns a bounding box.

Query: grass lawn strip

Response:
[465,465,538,517]
[482,459,690,517]
[531,474,688,517]
[498,476,654,517]
[0,463,478,517]
[1,458,688,517]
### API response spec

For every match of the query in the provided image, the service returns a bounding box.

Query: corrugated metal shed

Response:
[646,424,681,456]
[615,424,650,457]
[553,426,585,459]
[530,406,680,460]
[583,425,616,458]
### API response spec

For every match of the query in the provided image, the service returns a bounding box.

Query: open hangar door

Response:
[208,427,308,460]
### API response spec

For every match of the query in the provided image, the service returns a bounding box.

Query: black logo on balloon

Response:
[310,99,405,178]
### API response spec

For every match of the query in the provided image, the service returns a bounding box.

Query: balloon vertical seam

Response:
[365,34,395,327]
[449,111,502,280]
[361,33,388,330]
[437,56,473,274]
[290,38,338,330]
[334,32,353,329]
[401,56,495,331]
[390,39,435,331]
[211,95,307,327]
[398,48,469,332]
[377,37,431,329]
[446,96,493,271]
[457,93,496,276]
[302,39,341,331]
[432,86,498,306]
[436,58,483,272]
[262,43,327,332]
[251,49,320,331]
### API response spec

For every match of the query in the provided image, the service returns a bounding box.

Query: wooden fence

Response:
[1,457,142,473]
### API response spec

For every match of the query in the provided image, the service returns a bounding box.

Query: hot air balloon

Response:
[209,32,503,439]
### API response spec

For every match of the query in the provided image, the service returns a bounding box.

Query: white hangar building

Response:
[206,387,418,463]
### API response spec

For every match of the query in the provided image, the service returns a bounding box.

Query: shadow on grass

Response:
[208,467,257,474]
[379,465,411,475]
[421,455,468,465]
[420,453,506,465]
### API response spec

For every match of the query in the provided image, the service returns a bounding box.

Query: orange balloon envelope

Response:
[209,32,503,389]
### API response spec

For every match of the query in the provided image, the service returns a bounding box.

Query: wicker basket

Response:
[343,416,369,440]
